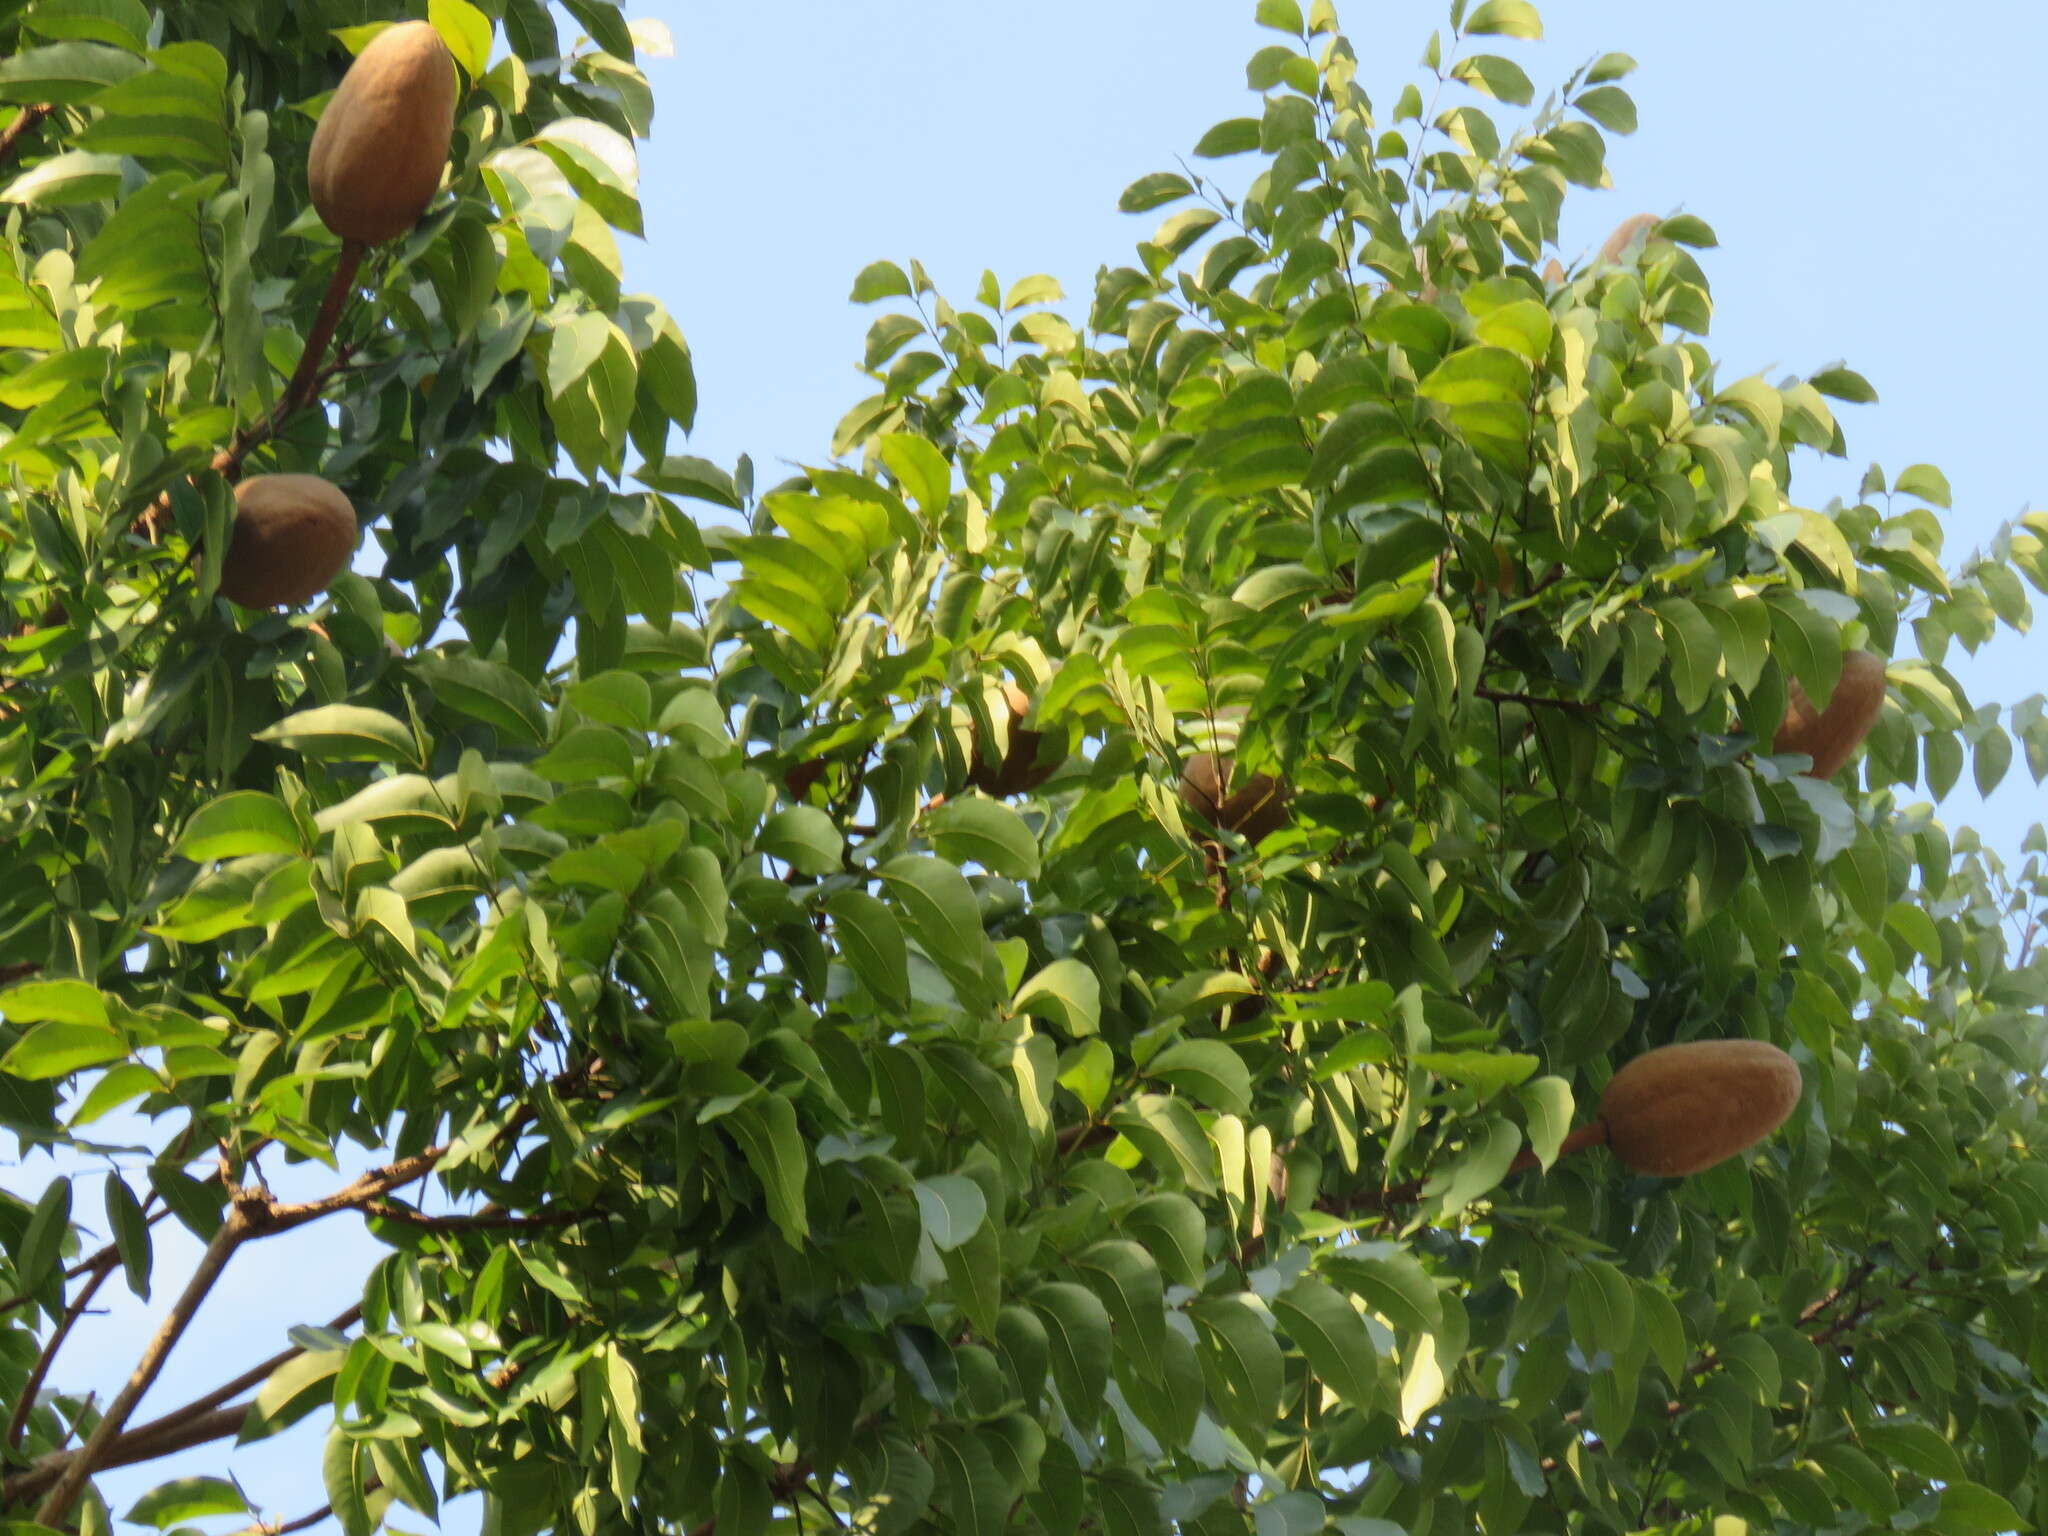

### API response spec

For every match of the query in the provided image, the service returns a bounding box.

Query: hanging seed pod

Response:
[1180,752,1291,844]
[1773,650,1888,780]
[307,21,458,245]
[1599,1039,1802,1177]
[218,474,358,609]
[967,683,1064,797]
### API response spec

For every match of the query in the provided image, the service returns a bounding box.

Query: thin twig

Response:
[6,1264,112,1449]
[0,105,51,165]
[1318,1120,1610,1216]
[362,1200,597,1232]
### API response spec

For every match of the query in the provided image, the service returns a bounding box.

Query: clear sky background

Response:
[41,2,2048,1533]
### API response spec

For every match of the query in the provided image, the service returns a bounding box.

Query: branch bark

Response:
[0,105,51,166]
[6,1264,111,1450]
[36,1204,253,1523]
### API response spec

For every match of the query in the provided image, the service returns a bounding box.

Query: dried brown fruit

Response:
[219,474,358,609]
[1773,649,1888,780]
[1180,752,1290,844]
[1598,212,1660,264]
[1599,1039,1802,1177]
[967,683,1064,797]
[1541,256,1567,286]
[308,21,458,246]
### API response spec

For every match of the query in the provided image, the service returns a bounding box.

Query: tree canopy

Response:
[3,3,2048,1536]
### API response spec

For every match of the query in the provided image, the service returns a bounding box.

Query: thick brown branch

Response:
[6,1405,253,1507]
[0,105,51,165]
[254,1144,450,1235]
[150,1302,363,1428]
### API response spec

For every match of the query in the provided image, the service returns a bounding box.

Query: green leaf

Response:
[1450,54,1533,107]
[924,798,1039,880]
[104,1173,152,1299]
[1145,1039,1252,1113]
[254,705,421,766]
[1573,85,1636,133]
[1012,959,1100,1037]
[0,979,109,1026]
[1894,462,1953,508]
[1655,597,1722,713]
[634,454,742,508]
[1516,1076,1573,1167]
[913,1175,988,1251]
[428,0,493,78]
[1419,345,1529,406]
[1861,1420,1963,1484]
[0,40,143,102]
[178,792,302,861]
[1118,172,1195,213]
[759,805,843,876]
[323,1425,372,1536]
[1934,1482,2026,1534]
[1033,1281,1113,1429]
[826,890,910,1008]
[1123,1194,1208,1287]
[1193,118,1262,157]
[125,1478,248,1529]
[1273,1278,1380,1409]
[1254,0,1305,33]
[1464,0,1543,38]
[416,655,548,746]
[2,1021,128,1078]
[879,433,951,516]
[850,260,913,302]
[724,1093,809,1245]
[18,1176,72,1289]
[1074,1240,1167,1382]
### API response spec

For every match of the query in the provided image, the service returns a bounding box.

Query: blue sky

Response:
[51,2,2048,1532]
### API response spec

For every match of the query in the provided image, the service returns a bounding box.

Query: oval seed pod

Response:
[219,474,358,608]
[1599,1039,1802,1177]
[1180,752,1291,844]
[308,21,458,245]
[1598,212,1660,263]
[1773,650,1888,780]
[967,682,1064,797]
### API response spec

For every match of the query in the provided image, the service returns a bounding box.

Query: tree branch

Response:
[363,1200,596,1232]
[136,243,366,543]
[1317,1120,1610,1216]
[0,105,50,166]
[0,1204,175,1320]
[6,1264,111,1450]
[36,1204,253,1523]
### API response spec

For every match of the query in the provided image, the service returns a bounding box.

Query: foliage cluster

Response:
[1,3,2046,1536]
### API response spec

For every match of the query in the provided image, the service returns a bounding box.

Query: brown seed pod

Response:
[967,682,1064,797]
[308,21,458,246]
[1597,212,1661,264]
[1541,256,1567,287]
[1599,1039,1802,1177]
[1773,650,1888,780]
[1180,752,1291,844]
[219,474,358,609]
